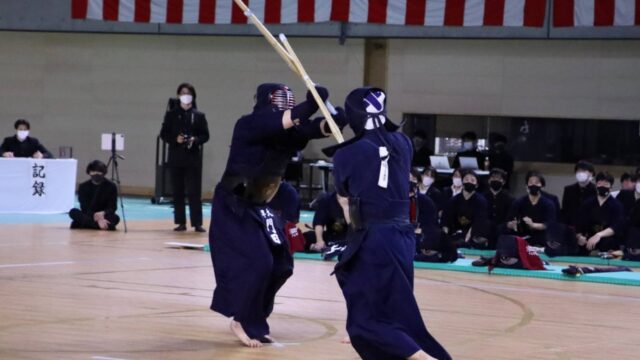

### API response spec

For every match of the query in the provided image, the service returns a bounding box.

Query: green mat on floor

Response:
[292,253,640,287]
[457,248,640,268]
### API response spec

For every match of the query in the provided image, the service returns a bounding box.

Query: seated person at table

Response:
[1,119,52,159]
[69,160,120,231]
[411,130,433,167]
[487,133,514,186]
[575,172,624,255]
[505,171,557,247]
[443,168,464,199]
[483,168,514,249]
[452,131,486,170]
[418,166,445,216]
[618,175,640,260]
[442,169,490,249]
[304,191,348,252]
[561,160,596,228]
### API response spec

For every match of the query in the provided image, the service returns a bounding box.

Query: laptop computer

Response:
[429,156,451,170]
[459,156,479,170]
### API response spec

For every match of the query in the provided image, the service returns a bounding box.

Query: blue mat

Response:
[458,248,640,268]
[0,197,209,224]
[292,253,640,287]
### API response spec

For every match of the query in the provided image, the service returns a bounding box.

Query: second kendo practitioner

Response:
[209,83,346,348]
[324,87,451,360]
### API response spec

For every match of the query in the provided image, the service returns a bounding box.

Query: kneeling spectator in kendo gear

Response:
[482,168,514,249]
[267,181,304,253]
[504,171,557,248]
[305,190,349,253]
[618,175,640,260]
[575,172,625,255]
[411,172,458,263]
[69,160,120,231]
[442,169,491,249]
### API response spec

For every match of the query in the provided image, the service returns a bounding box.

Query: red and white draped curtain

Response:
[553,0,640,27]
[71,0,546,27]
[71,0,640,27]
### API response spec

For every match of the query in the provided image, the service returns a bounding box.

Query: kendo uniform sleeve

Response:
[104,181,119,214]
[608,199,625,235]
[313,196,330,228]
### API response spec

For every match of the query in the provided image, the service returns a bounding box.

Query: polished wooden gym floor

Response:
[1,220,639,360]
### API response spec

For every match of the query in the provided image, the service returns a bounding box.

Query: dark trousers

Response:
[171,166,203,227]
[69,208,120,230]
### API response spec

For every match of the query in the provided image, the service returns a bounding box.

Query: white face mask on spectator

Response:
[452,177,462,187]
[422,177,434,187]
[576,171,590,183]
[179,94,193,105]
[17,130,29,141]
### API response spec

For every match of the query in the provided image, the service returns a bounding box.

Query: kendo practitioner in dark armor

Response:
[305,191,349,252]
[442,169,491,249]
[575,172,625,255]
[324,87,451,360]
[505,171,557,247]
[618,175,640,260]
[69,160,120,231]
[209,83,346,348]
[482,168,514,249]
[160,83,210,232]
[268,180,305,253]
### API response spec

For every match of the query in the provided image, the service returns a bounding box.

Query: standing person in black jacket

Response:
[1,119,52,159]
[160,83,210,232]
[69,160,120,230]
[561,160,596,228]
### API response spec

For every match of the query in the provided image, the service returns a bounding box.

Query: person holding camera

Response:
[160,83,210,232]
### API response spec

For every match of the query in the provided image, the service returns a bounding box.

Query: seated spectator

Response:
[575,172,624,255]
[618,175,640,260]
[304,191,348,252]
[483,168,514,248]
[452,131,486,170]
[487,133,514,187]
[505,171,557,247]
[612,172,635,198]
[411,130,433,167]
[69,160,120,231]
[1,119,52,159]
[442,169,490,249]
[561,160,596,228]
[416,166,445,216]
[443,168,464,199]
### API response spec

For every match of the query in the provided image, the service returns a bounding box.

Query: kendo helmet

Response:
[254,83,296,112]
[344,87,399,135]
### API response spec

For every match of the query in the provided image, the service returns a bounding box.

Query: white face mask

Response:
[636,182,640,194]
[422,177,434,187]
[452,177,462,187]
[179,94,193,105]
[576,171,590,183]
[17,130,29,141]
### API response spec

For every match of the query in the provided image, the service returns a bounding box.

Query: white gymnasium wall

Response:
[386,39,640,197]
[0,31,364,195]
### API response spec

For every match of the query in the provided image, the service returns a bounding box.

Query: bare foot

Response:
[407,350,436,360]
[230,320,263,348]
[340,335,351,344]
